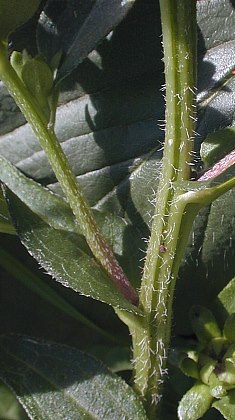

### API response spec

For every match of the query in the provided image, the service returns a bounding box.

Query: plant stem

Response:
[198,148,235,181]
[0,41,138,306]
[131,1,197,417]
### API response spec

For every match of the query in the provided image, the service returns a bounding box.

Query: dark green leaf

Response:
[201,127,235,169]
[0,155,77,232]
[0,155,143,286]
[0,1,165,233]
[0,335,147,419]
[178,382,213,420]
[0,380,28,420]
[88,345,132,373]
[0,0,40,39]
[0,185,15,234]
[5,188,142,315]
[223,313,235,342]
[37,0,136,83]
[0,245,117,341]
[190,305,221,344]
[213,277,235,326]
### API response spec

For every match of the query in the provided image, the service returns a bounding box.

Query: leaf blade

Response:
[0,335,147,420]
[178,382,213,420]
[37,0,136,83]
[0,245,118,342]
[5,187,142,315]
[0,155,143,287]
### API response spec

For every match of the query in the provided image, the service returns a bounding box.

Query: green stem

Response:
[131,1,197,417]
[0,41,138,306]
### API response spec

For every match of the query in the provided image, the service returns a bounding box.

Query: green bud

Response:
[21,56,53,102]
[218,358,235,385]
[0,0,41,40]
[207,337,230,359]
[11,51,53,121]
[224,343,235,359]
[210,384,227,399]
[190,305,221,345]
[198,353,215,367]
[10,50,24,79]
[181,357,200,380]
[200,358,217,385]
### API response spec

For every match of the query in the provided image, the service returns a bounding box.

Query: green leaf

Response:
[5,187,142,315]
[0,185,15,234]
[213,389,235,420]
[0,155,143,287]
[1,1,165,233]
[0,380,28,420]
[201,127,235,169]
[178,382,213,420]
[37,0,136,83]
[190,305,221,344]
[0,0,40,40]
[223,314,235,343]
[0,154,79,233]
[213,277,235,325]
[0,245,118,342]
[87,345,132,373]
[0,335,147,419]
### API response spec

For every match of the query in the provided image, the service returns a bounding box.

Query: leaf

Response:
[0,154,78,233]
[223,313,235,342]
[0,0,40,39]
[213,277,235,325]
[0,335,147,419]
[0,379,28,420]
[0,245,116,341]
[0,155,143,286]
[201,127,235,169]
[37,0,136,83]
[213,389,235,420]
[178,382,213,420]
[0,0,165,232]
[5,187,142,315]
[87,345,132,372]
[189,305,221,344]
[0,185,15,234]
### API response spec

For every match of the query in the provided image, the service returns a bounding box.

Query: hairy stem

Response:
[0,41,138,306]
[131,1,197,417]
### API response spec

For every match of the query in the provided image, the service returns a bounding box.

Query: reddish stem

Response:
[198,149,235,181]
